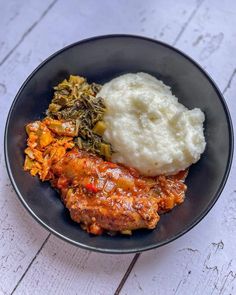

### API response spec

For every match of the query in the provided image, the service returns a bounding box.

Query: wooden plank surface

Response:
[0,0,235,294]
[0,2,58,294]
[0,0,57,66]
[13,236,133,295]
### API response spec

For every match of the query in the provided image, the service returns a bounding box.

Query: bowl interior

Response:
[5,36,233,253]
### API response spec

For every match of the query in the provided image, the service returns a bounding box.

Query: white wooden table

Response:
[0,1,235,294]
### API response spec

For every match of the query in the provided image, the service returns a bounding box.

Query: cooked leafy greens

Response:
[46,75,111,159]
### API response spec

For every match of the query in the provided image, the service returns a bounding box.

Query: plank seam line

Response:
[223,68,236,94]
[172,0,205,46]
[0,0,58,68]
[114,253,140,295]
[10,233,51,294]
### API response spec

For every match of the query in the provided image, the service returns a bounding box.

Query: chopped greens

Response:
[46,75,112,159]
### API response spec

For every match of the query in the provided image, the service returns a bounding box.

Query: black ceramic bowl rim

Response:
[4,34,234,254]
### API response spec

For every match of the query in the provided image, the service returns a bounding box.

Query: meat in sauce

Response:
[24,119,187,235]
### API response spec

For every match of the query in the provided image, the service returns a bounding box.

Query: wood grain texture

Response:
[0,168,49,295]
[0,2,58,294]
[0,0,57,66]
[12,236,133,295]
[0,0,235,294]
[175,0,236,91]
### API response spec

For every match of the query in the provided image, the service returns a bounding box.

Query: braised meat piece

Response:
[51,149,187,235]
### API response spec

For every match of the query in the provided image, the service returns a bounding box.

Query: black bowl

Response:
[4,35,233,253]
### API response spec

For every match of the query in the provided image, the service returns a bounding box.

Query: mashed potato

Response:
[97,73,206,176]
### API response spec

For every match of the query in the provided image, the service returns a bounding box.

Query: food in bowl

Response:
[99,73,206,176]
[24,73,206,235]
